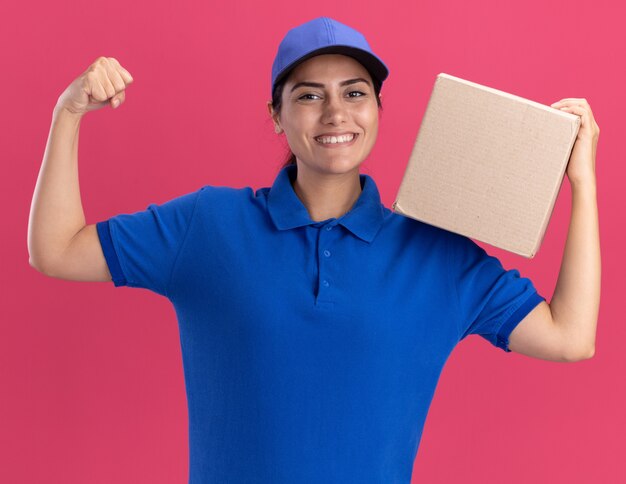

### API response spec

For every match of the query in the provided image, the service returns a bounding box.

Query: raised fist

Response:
[56,56,134,116]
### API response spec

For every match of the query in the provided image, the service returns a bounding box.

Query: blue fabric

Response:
[96,164,545,483]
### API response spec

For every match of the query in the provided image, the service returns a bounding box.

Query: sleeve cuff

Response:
[496,292,546,352]
[96,220,127,287]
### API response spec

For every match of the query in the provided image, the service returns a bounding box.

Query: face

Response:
[268,54,380,177]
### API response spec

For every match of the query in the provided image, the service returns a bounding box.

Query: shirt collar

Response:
[267,164,385,243]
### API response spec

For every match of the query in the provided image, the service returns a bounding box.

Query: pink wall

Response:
[3,0,623,482]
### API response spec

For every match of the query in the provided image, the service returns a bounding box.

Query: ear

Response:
[267,101,283,134]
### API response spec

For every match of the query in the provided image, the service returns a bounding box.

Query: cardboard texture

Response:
[392,73,580,258]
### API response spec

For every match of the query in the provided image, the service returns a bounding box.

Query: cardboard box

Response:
[392,73,580,258]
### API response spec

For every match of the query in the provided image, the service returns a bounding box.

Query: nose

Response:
[321,93,348,125]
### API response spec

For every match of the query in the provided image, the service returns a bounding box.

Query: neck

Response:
[291,163,362,222]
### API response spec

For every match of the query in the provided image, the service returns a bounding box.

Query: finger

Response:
[104,61,127,94]
[557,103,596,130]
[112,90,126,107]
[108,57,134,85]
[91,58,115,97]
[118,66,134,85]
[551,98,587,104]
[85,72,108,102]
[94,62,117,99]
[551,100,578,107]
[557,105,589,128]
[99,73,117,100]
[102,59,131,109]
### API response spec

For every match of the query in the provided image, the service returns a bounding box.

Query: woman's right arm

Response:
[28,57,133,281]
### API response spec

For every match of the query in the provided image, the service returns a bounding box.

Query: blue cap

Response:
[271,17,389,96]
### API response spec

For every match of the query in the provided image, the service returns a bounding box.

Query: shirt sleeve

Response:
[95,188,203,297]
[447,231,546,352]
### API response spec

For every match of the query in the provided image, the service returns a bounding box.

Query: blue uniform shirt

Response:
[96,164,544,483]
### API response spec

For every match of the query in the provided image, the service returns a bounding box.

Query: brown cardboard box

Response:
[392,73,580,258]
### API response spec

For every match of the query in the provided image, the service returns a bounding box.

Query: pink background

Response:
[2,0,623,482]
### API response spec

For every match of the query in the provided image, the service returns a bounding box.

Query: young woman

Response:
[28,16,600,484]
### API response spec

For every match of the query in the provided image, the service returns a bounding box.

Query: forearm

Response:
[549,179,601,356]
[28,107,86,271]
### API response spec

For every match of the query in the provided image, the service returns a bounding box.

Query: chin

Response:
[317,160,363,175]
[295,151,365,175]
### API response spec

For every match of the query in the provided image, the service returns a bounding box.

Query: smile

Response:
[314,133,358,146]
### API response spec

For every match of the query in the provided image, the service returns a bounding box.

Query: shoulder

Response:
[192,183,263,208]
[383,209,454,245]
[184,183,274,226]
[195,183,256,199]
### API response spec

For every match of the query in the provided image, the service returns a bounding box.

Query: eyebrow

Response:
[290,77,371,93]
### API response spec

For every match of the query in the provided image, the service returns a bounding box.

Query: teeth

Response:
[316,134,355,144]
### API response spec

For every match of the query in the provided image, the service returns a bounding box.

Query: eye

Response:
[348,91,366,98]
[298,93,321,100]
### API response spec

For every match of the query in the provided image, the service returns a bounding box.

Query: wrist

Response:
[53,104,84,123]
[570,176,597,195]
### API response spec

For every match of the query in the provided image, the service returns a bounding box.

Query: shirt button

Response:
[323,250,331,257]
[326,225,333,231]
[322,280,330,287]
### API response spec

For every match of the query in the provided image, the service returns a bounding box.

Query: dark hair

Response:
[270,67,383,169]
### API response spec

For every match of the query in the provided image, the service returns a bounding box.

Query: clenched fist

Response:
[56,57,134,116]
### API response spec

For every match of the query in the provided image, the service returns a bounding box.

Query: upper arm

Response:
[449,232,546,353]
[94,188,203,295]
[40,224,112,282]
[508,301,592,362]
[34,187,204,293]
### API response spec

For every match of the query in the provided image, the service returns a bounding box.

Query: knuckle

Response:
[83,73,96,86]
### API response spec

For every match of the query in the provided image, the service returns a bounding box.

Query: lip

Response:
[315,132,357,137]
[314,133,359,148]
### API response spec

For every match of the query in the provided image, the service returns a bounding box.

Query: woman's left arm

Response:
[508,98,601,362]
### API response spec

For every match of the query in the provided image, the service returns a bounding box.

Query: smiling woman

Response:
[29,14,587,484]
